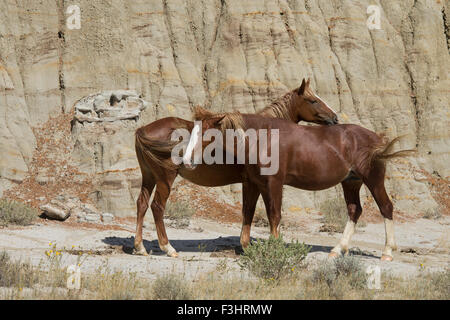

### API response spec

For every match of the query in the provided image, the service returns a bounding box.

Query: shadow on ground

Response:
[102,236,345,257]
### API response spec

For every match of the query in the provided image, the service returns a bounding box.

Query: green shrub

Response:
[239,235,310,281]
[152,274,192,300]
[0,199,38,227]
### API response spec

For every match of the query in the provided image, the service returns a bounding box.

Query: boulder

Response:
[40,204,70,221]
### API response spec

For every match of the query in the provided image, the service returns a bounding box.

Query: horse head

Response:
[293,78,339,125]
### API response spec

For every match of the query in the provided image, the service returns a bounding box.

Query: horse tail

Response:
[135,128,180,172]
[356,134,416,175]
[372,135,417,162]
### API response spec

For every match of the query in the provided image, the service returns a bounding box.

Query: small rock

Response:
[101,213,114,223]
[70,207,86,218]
[81,203,99,214]
[37,197,46,201]
[40,204,70,221]
[55,195,66,201]
[85,213,101,222]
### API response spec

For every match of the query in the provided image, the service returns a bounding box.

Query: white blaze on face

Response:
[183,121,202,166]
[314,93,337,116]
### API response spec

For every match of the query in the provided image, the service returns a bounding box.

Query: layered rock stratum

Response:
[0,0,448,217]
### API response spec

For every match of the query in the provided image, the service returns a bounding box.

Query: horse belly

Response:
[285,166,349,191]
[179,164,243,186]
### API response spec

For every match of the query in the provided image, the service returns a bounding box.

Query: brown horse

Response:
[195,113,415,261]
[134,79,338,257]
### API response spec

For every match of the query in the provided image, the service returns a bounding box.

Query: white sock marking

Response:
[160,243,177,256]
[331,220,356,255]
[383,218,396,257]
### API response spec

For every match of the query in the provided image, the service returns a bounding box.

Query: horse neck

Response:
[258,92,297,122]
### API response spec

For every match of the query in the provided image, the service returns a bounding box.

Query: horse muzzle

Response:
[326,116,339,125]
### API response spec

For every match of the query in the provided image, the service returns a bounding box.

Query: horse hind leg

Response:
[260,179,283,239]
[151,171,178,257]
[364,161,397,261]
[329,178,363,258]
[134,176,155,256]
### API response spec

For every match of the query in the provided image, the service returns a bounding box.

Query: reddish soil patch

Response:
[170,180,242,224]
[417,169,450,216]
[4,111,95,209]
[41,215,131,232]
[359,199,417,224]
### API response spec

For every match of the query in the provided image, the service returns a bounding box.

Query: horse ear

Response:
[298,78,307,95]
[306,78,311,86]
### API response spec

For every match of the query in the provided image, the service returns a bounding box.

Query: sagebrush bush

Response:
[253,207,269,227]
[165,200,195,228]
[422,208,442,220]
[311,255,367,291]
[319,198,348,233]
[152,274,192,300]
[239,235,310,281]
[0,199,38,226]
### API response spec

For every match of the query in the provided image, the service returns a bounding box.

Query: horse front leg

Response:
[240,180,260,249]
[329,179,363,258]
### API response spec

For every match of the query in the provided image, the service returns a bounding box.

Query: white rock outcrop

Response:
[74,91,149,123]
[0,0,448,217]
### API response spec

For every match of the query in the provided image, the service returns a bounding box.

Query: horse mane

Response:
[192,106,245,134]
[257,89,297,121]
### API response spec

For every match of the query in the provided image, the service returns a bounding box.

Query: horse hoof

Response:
[133,248,149,256]
[328,251,340,258]
[381,254,393,261]
[167,251,179,258]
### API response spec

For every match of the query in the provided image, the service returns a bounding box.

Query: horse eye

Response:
[311,100,318,104]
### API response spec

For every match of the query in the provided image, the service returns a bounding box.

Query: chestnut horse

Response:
[195,113,415,261]
[134,79,338,257]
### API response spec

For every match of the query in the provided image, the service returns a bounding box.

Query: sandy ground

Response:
[1,212,448,282]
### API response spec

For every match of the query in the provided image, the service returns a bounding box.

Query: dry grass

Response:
[1,249,448,300]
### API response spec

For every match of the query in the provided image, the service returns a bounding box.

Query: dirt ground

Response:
[1,210,448,282]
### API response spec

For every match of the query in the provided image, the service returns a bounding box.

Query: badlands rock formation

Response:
[0,0,448,217]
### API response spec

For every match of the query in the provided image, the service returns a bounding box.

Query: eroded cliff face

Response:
[0,0,448,217]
